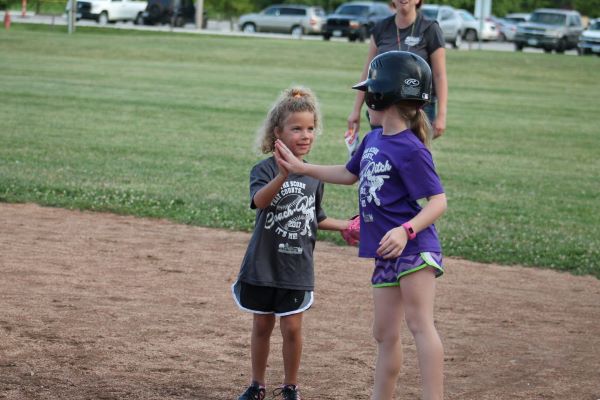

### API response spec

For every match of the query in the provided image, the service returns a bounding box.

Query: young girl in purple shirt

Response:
[275,51,447,400]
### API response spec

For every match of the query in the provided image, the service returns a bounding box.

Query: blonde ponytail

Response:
[395,102,432,148]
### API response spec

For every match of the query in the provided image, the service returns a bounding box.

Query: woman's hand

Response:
[432,112,446,138]
[347,110,361,140]
[430,47,447,139]
[376,226,408,259]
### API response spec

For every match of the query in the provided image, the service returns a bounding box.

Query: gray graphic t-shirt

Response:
[237,157,327,291]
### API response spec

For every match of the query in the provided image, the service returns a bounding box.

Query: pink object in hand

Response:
[341,215,360,246]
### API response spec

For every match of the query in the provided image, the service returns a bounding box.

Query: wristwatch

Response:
[401,222,416,240]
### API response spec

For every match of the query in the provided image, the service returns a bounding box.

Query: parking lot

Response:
[3,11,580,55]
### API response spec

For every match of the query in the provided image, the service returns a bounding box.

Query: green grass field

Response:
[1,24,599,277]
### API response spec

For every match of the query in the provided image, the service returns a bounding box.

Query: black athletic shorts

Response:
[231,281,313,317]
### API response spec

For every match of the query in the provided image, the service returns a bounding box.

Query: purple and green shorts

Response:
[372,252,443,287]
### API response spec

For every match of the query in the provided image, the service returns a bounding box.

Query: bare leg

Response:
[251,313,276,385]
[401,268,444,400]
[372,286,404,400]
[280,312,303,385]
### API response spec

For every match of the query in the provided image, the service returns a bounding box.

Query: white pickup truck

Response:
[67,0,148,25]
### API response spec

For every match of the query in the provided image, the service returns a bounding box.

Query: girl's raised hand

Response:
[274,140,305,174]
[376,227,408,259]
[274,153,289,178]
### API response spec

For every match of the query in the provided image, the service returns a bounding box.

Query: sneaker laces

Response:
[272,384,301,400]
[243,384,266,400]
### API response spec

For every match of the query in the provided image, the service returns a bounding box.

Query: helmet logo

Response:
[404,78,420,87]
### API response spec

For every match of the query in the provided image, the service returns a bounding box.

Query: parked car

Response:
[481,15,501,41]
[514,8,583,53]
[578,18,600,56]
[504,12,530,24]
[142,0,200,27]
[498,13,530,41]
[497,18,516,41]
[456,9,499,42]
[456,9,479,41]
[322,1,392,42]
[238,4,326,37]
[420,4,463,48]
[66,0,147,25]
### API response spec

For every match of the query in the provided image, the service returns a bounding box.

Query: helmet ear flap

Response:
[365,92,389,111]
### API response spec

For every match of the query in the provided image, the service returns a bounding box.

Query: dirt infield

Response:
[1,203,599,400]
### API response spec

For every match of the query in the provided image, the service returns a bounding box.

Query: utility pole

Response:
[475,0,492,50]
[68,0,76,34]
[196,0,204,29]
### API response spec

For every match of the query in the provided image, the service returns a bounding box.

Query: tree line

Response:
[206,0,599,20]
[1,0,596,22]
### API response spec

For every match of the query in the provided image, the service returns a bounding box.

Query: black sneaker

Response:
[272,384,301,400]
[237,382,266,400]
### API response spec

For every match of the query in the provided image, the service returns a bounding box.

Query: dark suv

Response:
[514,8,583,53]
[322,1,393,42]
[142,0,206,27]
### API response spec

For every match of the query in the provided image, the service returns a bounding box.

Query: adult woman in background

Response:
[347,0,448,139]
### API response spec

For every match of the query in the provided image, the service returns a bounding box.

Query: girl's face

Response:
[367,108,384,127]
[275,111,316,159]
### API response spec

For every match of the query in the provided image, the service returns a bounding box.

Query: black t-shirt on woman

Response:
[371,14,444,97]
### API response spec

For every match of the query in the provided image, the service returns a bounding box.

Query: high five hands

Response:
[274,140,305,175]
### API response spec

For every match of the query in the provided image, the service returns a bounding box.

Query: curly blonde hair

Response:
[255,86,322,154]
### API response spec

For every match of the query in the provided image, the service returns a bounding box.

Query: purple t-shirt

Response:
[346,128,444,258]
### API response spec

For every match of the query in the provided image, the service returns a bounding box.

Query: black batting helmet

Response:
[352,50,432,111]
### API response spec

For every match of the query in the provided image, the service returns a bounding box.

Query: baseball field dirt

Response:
[1,203,599,400]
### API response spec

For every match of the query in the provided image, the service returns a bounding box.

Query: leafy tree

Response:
[1,0,19,11]
[205,0,254,19]
[573,0,600,17]
[434,0,597,17]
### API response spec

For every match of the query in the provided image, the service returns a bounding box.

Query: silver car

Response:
[238,5,326,37]
[578,18,600,56]
[421,4,463,48]
[498,13,530,41]
[514,8,583,53]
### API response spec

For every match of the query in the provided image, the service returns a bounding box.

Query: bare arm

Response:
[274,140,358,185]
[407,193,447,234]
[299,164,357,185]
[252,172,287,209]
[348,37,378,135]
[430,47,447,138]
[377,193,447,259]
[318,217,351,232]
